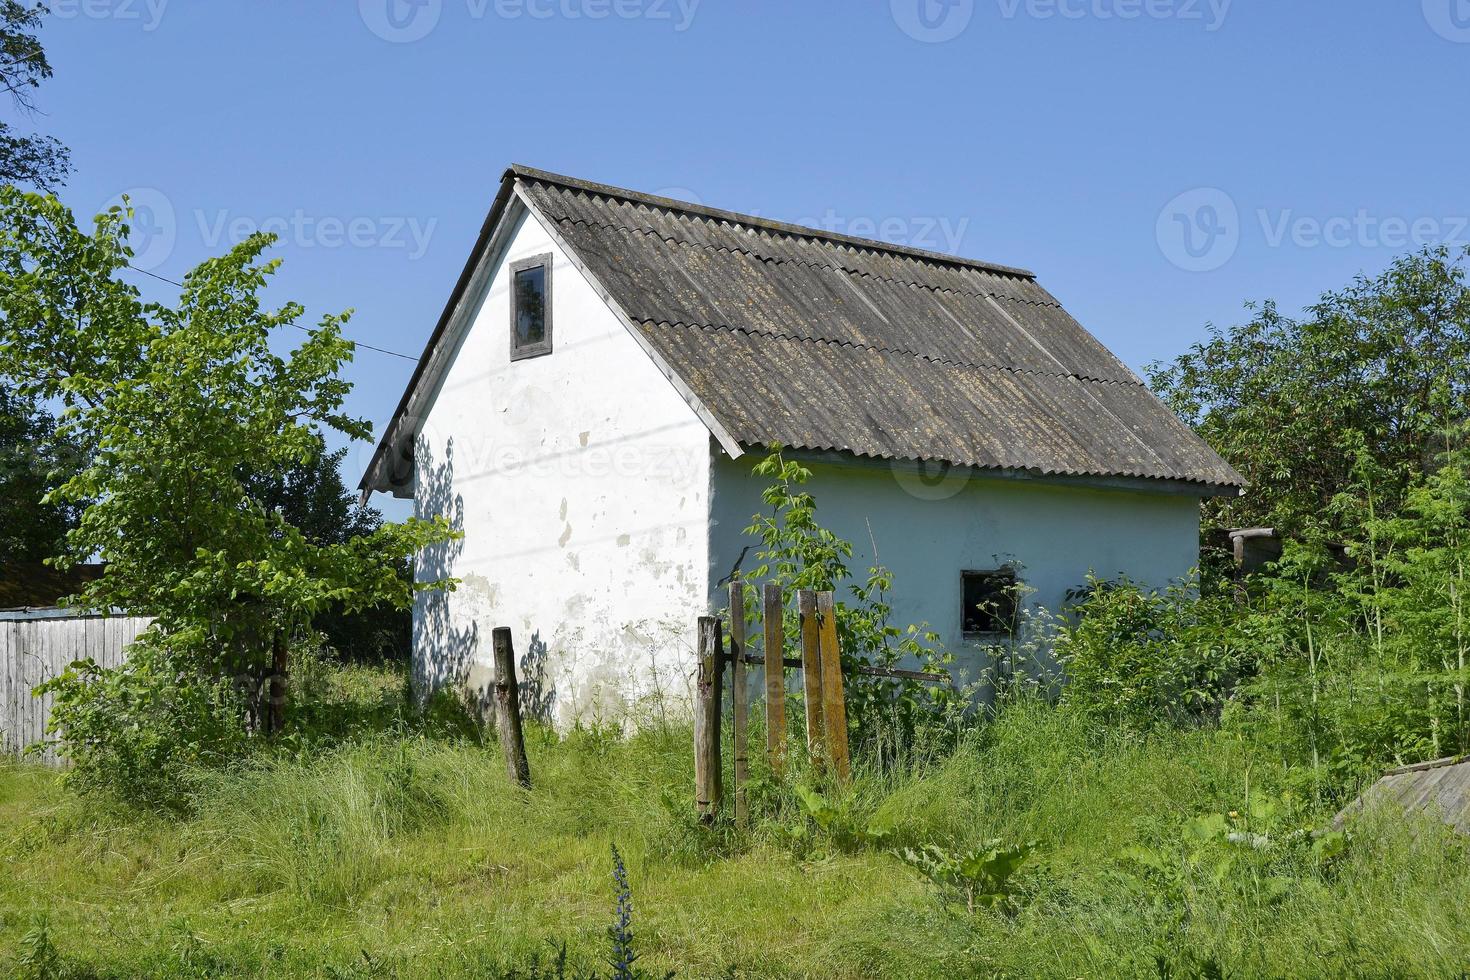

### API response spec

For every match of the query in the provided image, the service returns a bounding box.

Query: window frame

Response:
[960,567,1019,638]
[509,253,554,361]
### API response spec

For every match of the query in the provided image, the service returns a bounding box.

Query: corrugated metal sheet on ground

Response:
[1335,757,1470,835]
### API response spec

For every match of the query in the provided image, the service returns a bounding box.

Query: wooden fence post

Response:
[694,616,724,822]
[763,583,787,777]
[729,581,749,826]
[492,627,532,789]
[797,589,825,770]
[816,591,851,784]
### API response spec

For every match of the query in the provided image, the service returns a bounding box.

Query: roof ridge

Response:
[508,164,1038,280]
[637,318,1140,387]
[544,211,1062,312]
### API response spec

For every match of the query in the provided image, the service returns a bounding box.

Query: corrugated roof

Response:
[360,167,1244,495]
[517,170,1242,489]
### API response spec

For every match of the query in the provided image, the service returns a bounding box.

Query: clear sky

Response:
[27,0,1470,518]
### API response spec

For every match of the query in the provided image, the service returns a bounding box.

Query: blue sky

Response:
[28,0,1470,518]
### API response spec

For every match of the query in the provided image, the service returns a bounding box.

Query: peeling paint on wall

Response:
[412,207,711,730]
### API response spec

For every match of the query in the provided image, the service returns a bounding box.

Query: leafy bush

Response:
[0,189,457,802]
[896,838,1038,914]
[36,633,248,808]
[1215,446,1470,789]
[779,784,893,856]
[1055,575,1249,732]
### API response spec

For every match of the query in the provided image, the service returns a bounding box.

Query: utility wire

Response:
[0,47,47,71]
[122,263,419,362]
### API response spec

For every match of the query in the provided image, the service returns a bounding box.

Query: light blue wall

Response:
[708,450,1203,679]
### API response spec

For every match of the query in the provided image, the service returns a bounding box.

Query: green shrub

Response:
[37,632,249,810]
[896,838,1038,914]
[1055,576,1249,732]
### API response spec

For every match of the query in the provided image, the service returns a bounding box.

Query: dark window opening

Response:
[510,254,553,360]
[962,569,1018,636]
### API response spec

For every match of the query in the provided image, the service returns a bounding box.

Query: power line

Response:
[121,263,419,362]
[0,48,47,72]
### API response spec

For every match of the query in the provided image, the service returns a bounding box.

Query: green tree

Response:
[0,2,68,190]
[1149,246,1470,539]
[0,386,82,563]
[0,189,454,798]
[241,442,411,662]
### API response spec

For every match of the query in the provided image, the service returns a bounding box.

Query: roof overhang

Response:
[782,447,1244,499]
[358,170,523,501]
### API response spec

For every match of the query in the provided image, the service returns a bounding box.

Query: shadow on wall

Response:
[413,437,477,707]
[520,631,555,724]
[412,437,560,724]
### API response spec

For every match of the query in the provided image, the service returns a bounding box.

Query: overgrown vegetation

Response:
[0,190,456,806]
[1149,245,1470,543]
[2,670,1467,978]
[742,448,970,763]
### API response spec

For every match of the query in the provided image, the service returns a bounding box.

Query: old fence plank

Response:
[0,612,152,763]
[762,583,787,777]
[816,591,851,783]
[491,627,532,789]
[797,589,825,770]
[694,616,724,822]
[728,581,749,826]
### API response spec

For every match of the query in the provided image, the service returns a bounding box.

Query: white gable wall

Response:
[412,206,712,728]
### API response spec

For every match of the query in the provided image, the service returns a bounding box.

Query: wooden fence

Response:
[0,609,151,764]
[694,582,949,824]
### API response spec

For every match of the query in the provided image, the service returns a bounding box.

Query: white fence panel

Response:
[0,610,151,764]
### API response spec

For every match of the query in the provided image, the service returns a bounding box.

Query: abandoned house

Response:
[358,166,1244,725]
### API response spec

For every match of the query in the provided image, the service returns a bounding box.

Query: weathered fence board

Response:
[762,583,787,777]
[693,587,951,820]
[0,611,151,764]
[728,581,749,826]
[816,591,851,784]
[492,627,532,789]
[694,616,724,822]
[797,589,825,768]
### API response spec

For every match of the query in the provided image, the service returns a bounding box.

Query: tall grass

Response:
[2,676,1468,977]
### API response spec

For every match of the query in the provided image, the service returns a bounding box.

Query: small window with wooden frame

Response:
[509,253,553,361]
[962,568,1019,638]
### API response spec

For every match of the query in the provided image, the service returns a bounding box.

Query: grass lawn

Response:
[2,671,1469,978]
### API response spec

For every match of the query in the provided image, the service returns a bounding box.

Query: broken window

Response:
[510,254,552,360]
[962,569,1018,636]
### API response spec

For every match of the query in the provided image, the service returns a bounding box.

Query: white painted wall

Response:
[411,204,713,728]
[708,450,1203,683]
